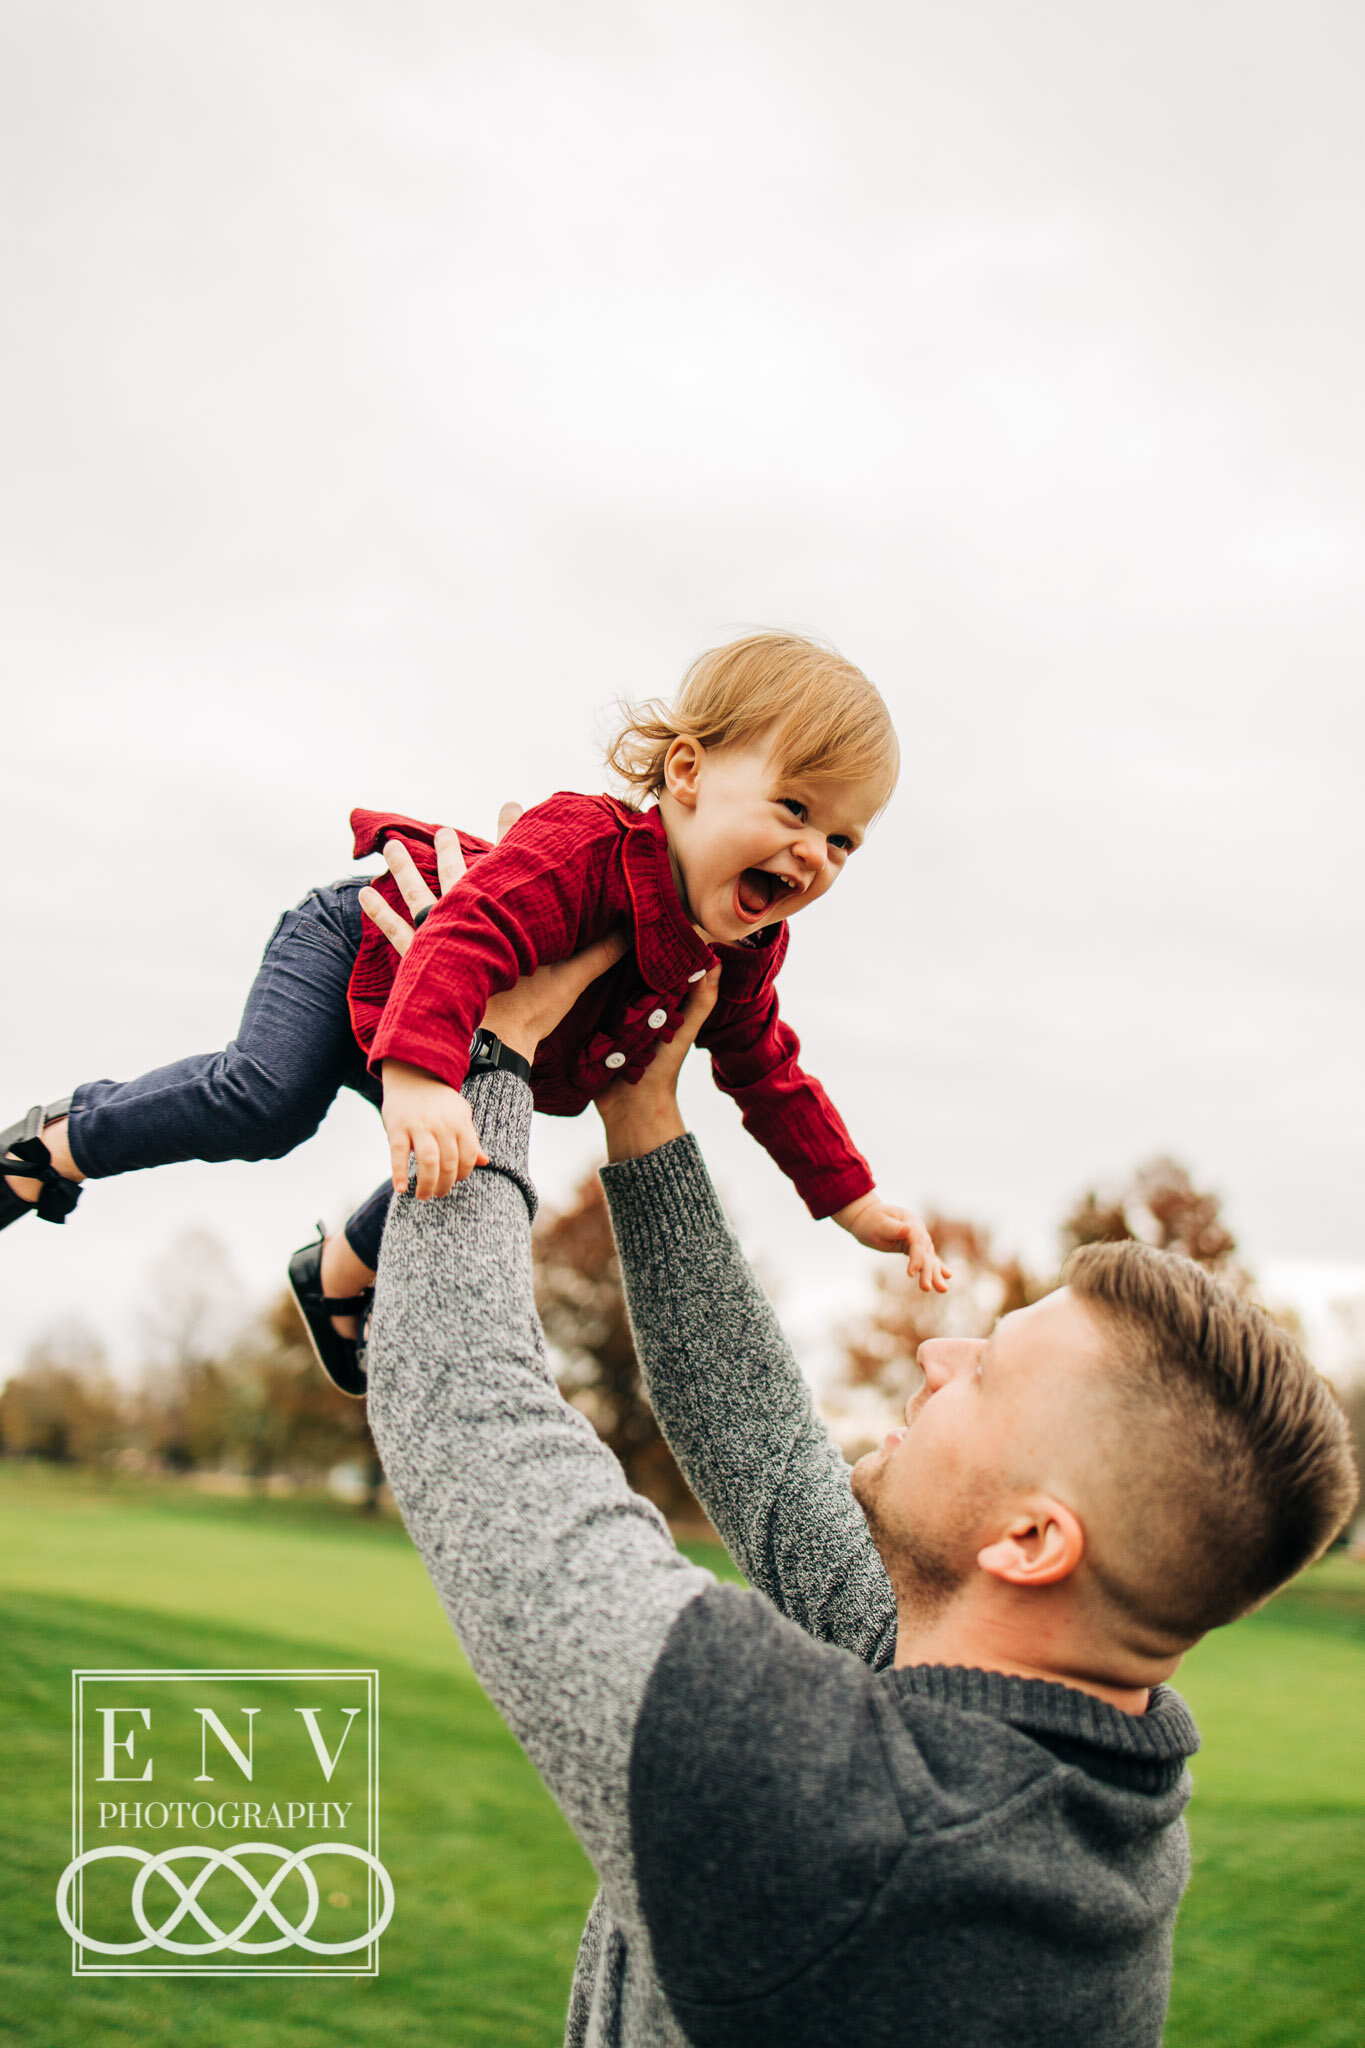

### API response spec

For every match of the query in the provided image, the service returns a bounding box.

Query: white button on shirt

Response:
[687,969,706,982]
[647,1008,667,1029]
[604,1051,627,1070]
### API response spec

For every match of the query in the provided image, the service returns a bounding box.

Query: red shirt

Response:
[348,793,874,1219]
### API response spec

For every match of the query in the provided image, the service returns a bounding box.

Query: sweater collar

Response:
[889,1665,1200,1762]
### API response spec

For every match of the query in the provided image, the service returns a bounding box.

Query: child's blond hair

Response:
[605,632,900,813]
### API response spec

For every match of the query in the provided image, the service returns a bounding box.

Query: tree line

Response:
[3,1159,1363,1532]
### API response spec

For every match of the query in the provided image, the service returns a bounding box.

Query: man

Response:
[362,829,1358,2048]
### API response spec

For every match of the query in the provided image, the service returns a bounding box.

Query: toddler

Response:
[2,633,947,1393]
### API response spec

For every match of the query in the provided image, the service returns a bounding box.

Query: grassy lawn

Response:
[0,1463,1360,2045]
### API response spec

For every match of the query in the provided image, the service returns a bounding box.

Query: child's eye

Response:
[828,834,853,853]
[779,798,806,821]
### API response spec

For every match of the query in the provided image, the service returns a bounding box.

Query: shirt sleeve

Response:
[600,1133,898,1667]
[367,792,625,1091]
[700,985,875,1217]
[364,1070,713,1932]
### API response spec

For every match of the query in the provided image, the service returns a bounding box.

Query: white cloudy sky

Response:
[3,0,1363,1381]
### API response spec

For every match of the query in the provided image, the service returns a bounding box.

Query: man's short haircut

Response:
[1068,1241,1360,1640]
[605,631,899,813]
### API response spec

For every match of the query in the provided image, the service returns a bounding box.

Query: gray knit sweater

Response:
[366,1072,1199,2048]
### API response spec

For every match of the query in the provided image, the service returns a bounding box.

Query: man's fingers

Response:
[360,886,414,959]
[434,826,467,898]
[637,965,719,1092]
[496,801,523,842]
[382,839,438,920]
[672,964,721,1053]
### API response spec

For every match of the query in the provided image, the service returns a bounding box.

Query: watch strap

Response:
[467,1027,532,1088]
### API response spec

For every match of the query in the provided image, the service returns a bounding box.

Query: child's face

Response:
[661,731,885,945]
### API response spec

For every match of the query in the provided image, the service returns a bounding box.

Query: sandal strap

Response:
[321,1290,374,1314]
[2,1104,83,1224]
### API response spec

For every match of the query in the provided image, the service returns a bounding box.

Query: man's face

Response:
[850,1289,1109,1619]
[668,733,883,946]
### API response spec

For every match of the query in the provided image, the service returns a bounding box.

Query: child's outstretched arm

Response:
[830,1190,951,1294]
[701,986,950,1290]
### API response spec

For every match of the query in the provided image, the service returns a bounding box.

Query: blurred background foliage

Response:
[3,1155,1362,1547]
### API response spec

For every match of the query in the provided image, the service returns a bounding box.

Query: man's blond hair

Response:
[605,632,899,810]
[1068,1241,1360,1640]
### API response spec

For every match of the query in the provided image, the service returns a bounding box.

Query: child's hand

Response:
[832,1191,952,1293]
[381,1060,488,1199]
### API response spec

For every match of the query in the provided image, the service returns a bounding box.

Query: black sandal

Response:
[1,1103,82,1231]
[287,1227,372,1399]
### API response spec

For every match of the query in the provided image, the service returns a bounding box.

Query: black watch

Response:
[467,1027,532,1087]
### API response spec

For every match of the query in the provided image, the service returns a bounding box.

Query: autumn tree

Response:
[225,1291,384,1505]
[133,1229,247,1469]
[1061,1156,1245,1284]
[834,1157,1250,1450]
[838,1215,1051,1429]
[533,1171,699,1522]
[0,1321,125,1465]
[127,1228,383,1503]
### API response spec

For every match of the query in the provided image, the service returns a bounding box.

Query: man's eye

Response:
[779,798,806,821]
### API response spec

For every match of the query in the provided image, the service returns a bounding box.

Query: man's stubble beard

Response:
[851,1448,975,1631]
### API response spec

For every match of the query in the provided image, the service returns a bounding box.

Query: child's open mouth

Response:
[733,868,791,923]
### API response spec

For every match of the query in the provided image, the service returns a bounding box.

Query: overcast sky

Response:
[3,0,1363,1381]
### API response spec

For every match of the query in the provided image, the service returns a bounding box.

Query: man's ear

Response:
[977,1498,1084,1589]
[662,737,704,809]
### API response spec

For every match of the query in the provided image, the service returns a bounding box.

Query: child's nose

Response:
[794,832,827,874]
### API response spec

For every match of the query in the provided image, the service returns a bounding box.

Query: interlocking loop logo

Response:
[55,1840,394,1956]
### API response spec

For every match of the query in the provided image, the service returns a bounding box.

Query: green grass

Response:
[0,1463,1359,2045]
[1163,1555,1365,2048]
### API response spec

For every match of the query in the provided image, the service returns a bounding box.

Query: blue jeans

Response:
[67,878,394,1270]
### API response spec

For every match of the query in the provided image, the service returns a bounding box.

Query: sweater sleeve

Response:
[600,1134,897,1667]
[700,986,874,1217]
[364,1071,712,1927]
[367,793,625,1091]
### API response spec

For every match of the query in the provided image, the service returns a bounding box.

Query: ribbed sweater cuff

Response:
[599,1133,732,1262]
[463,1070,537,1221]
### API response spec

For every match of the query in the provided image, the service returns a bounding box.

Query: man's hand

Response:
[381,1059,488,1198]
[595,964,721,1161]
[833,1191,952,1292]
[358,816,511,959]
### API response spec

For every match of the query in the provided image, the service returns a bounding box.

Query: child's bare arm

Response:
[701,987,950,1288]
[831,1191,952,1294]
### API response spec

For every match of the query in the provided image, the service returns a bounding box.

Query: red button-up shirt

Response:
[348,793,874,1219]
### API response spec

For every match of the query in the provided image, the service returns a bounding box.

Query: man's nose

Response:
[916,1337,982,1392]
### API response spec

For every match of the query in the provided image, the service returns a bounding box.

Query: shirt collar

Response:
[618,803,717,991]
[617,801,793,996]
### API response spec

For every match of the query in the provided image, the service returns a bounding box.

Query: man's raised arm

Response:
[366,1067,713,1935]
[595,976,897,1668]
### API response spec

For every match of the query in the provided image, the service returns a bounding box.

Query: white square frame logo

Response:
[61,1668,390,1979]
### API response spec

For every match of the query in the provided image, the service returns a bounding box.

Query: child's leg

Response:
[317,1183,391,1337]
[4,880,380,1211]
